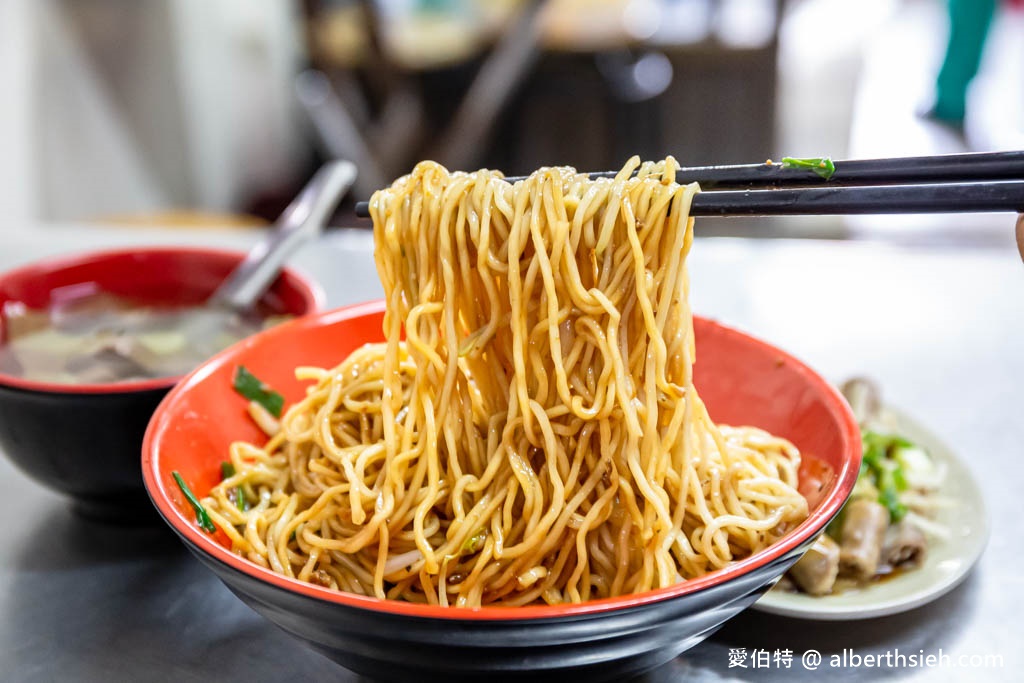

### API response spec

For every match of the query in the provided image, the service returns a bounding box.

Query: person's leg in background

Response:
[929,0,999,128]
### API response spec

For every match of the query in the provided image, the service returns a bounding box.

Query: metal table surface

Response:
[0,225,1020,682]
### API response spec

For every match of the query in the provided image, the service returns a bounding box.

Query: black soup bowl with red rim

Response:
[0,247,323,520]
[144,300,861,682]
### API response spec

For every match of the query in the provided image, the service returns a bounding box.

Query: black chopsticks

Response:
[686,181,1024,216]
[352,151,1024,218]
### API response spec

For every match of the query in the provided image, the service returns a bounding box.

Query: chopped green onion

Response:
[893,445,940,490]
[781,156,836,180]
[461,528,487,555]
[233,366,284,417]
[859,429,916,521]
[226,485,249,512]
[892,465,908,492]
[842,424,932,529]
[172,471,216,533]
[220,461,248,512]
[879,487,907,522]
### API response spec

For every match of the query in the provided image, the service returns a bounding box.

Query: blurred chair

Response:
[299,0,543,194]
[507,0,784,171]
[298,0,783,187]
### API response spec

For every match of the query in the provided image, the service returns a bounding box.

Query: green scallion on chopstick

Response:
[781,156,836,180]
[172,471,216,533]
[232,365,284,417]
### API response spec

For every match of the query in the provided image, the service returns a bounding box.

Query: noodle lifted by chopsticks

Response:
[204,157,809,607]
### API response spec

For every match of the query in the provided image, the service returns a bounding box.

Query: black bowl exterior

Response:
[0,384,168,519]
[175,527,811,682]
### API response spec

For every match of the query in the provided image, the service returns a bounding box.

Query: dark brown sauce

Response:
[777,562,918,597]
[831,563,915,595]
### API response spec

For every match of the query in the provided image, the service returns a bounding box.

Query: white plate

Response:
[754,405,989,620]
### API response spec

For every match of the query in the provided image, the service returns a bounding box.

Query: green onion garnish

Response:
[861,430,914,522]
[227,486,249,513]
[233,366,284,417]
[461,528,487,555]
[172,471,216,533]
[781,156,836,180]
[220,461,248,512]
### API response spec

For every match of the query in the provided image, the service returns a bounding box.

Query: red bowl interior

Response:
[143,300,860,621]
[0,247,325,394]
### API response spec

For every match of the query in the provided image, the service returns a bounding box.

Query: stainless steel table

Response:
[1,225,1020,682]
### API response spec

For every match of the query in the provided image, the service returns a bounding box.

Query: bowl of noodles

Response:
[143,159,861,681]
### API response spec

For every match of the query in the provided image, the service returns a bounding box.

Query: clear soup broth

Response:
[0,286,286,385]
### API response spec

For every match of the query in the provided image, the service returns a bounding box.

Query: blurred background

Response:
[1,0,1022,245]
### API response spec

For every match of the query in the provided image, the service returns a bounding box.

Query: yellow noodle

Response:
[204,157,808,607]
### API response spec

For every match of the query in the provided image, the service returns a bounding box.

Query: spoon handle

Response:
[211,160,358,311]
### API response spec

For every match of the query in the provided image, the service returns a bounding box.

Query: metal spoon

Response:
[210,160,357,310]
[182,160,357,356]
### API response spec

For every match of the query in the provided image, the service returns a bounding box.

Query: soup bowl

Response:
[143,299,860,681]
[0,247,324,520]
